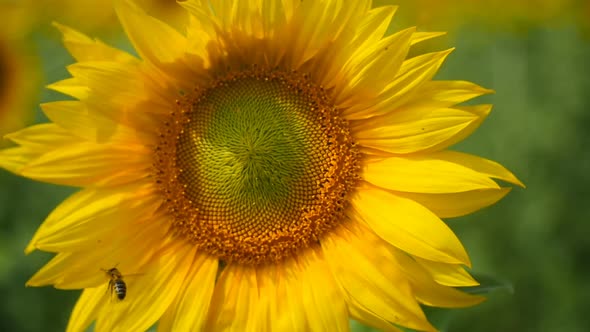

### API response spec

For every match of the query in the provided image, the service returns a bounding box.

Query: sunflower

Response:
[0,0,523,331]
[0,3,40,143]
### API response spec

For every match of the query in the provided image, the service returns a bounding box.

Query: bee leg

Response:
[106,280,114,302]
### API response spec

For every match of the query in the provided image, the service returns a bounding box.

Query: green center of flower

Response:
[155,69,359,265]
[180,77,323,221]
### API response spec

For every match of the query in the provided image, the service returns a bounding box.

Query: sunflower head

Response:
[155,68,361,265]
[0,1,523,331]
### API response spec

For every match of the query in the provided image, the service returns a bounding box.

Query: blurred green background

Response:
[0,1,588,331]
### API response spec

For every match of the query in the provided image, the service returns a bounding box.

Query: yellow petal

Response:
[47,78,89,100]
[298,248,349,332]
[385,48,455,101]
[27,252,74,287]
[414,257,479,287]
[65,61,147,115]
[114,0,196,88]
[27,214,172,289]
[115,0,187,65]
[183,13,213,70]
[420,104,492,153]
[353,187,470,265]
[66,287,109,332]
[204,265,260,331]
[395,188,512,218]
[215,1,266,38]
[249,265,277,332]
[0,147,37,173]
[179,0,219,38]
[320,5,397,90]
[353,106,478,154]
[4,123,75,149]
[344,49,454,119]
[53,22,137,63]
[212,0,295,39]
[363,155,500,194]
[322,221,435,331]
[20,142,150,187]
[351,28,414,77]
[286,0,371,67]
[95,242,196,332]
[62,60,178,120]
[351,87,493,155]
[410,31,447,45]
[26,183,159,254]
[1,124,76,174]
[408,81,494,108]
[158,253,217,332]
[40,101,154,145]
[348,306,404,332]
[258,0,289,38]
[344,5,398,57]
[200,0,234,28]
[392,250,485,308]
[349,5,398,55]
[434,150,525,187]
[335,27,415,106]
[253,262,308,331]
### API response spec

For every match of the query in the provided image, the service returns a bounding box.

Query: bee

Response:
[103,267,127,301]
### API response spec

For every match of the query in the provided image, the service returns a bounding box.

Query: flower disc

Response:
[155,70,360,265]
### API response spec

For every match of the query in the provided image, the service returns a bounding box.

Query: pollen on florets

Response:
[154,68,360,265]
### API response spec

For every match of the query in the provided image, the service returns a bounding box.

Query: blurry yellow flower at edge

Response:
[0,0,524,331]
[0,4,40,141]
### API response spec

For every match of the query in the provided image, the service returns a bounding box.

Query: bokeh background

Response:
[0,1,588,331]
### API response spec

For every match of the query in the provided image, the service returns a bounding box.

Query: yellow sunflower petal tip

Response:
[510,174,526,188]
[51,21,65,29]
[0,1,522,331]
[24,240,37,255]
[445,47,456,54]
[24,246,34,255]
